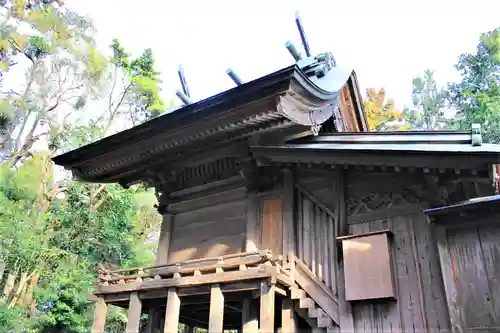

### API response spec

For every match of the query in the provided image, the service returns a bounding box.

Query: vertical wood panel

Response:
[322,212,330,288]
[302,199,312,266]
[209,284,224,333]
[125,292,142,333]
[246,192,260,251]
[156,214,172,265]
[297,192,304,259]
[412,214,450,332]
[448,227,497,329]
[310,200,316,276]
[283,170,295,257]
[316,205,323,282]
[262,199,282,255]
[328,215,337,295]
[478,224,500,323]
[334,170,355,333]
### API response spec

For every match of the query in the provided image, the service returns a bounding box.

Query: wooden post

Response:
[125,292,142,333]
[246,192,260,251]
[183,325,194,333]
[242,298,258,333]
[333,170,354,333]
[282,169,295,256]
[91,298,107,333]
[281,298,297,333]
[260,281,275,333]
[164,288,181,333]
[146,308,160,333]
[156,214,173,265]
[209,284,224,333]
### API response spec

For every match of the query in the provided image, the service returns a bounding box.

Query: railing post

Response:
[91,298,107,333]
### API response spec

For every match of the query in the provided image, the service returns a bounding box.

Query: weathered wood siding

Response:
[166,183,247,263]
[344,170,451,333]
[436,216,500,332]
[295,170,338,295]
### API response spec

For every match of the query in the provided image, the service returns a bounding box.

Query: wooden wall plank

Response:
[242,298,258,333]
[310,201,317,277]
[412,214,451,332]
[282,169,295,257]
[302,198,312,267]
[315,205,323,282]
[262,199,282,255]
[156,214,173,265]
[260,282,275,333]
[478,223,500,324]
[168,198,246,263]
[297,192,303,259]
[246,192,260,251]
[391,215,425,332]
[447,227,497,329]
[322,212,330,288]
[327,215,337,295]
[164,288,181,333]
[125,292,142,333]
[91,298,107,333]
[208,284,224,333]
[333,170,355,333]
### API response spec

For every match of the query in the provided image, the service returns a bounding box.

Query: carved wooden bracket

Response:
[238,154,281,193]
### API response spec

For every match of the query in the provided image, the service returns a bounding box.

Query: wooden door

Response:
[261,199,282,256]
[436,222,500,333]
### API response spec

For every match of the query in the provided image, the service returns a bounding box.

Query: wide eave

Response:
[53,63,365,184]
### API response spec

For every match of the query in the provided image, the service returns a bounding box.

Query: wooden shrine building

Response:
[53,50,500,332]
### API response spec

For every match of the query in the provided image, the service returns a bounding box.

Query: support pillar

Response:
[281,298,297,333]
[260,281,275,333]
[91,298,107,333]
[209,284,224,333]
[164,288,180,333]
[242,298,258,333]
[125,292,142,333]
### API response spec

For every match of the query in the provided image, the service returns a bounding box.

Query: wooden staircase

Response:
[291,286,335,330]
[282,254,340,331]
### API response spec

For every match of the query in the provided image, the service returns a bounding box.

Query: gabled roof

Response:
[52,55,366,184]
[251,130,500,170]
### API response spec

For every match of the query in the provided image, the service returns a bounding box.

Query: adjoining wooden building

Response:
[53,51,500,333]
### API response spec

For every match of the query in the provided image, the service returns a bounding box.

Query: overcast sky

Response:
[66,0,499,109]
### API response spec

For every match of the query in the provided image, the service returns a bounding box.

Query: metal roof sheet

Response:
[272,143,500,154]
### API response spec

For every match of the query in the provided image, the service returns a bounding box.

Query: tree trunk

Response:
[0,272,17,304]
[22,274,39,308]
[9,271,28,308]
[0,260,5,284]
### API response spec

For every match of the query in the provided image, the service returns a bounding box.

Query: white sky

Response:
[63,0,500,109]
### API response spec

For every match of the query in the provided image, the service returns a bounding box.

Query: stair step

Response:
[299,297,315,309]
[316,312,332,328]
[290,287,306,300]
[308,307,322,318]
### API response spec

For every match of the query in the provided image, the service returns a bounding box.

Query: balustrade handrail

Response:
[97,249,281,285]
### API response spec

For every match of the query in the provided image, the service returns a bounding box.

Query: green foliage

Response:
[110,39,166,122]
[448,27,500,142]
[403,69,448,130]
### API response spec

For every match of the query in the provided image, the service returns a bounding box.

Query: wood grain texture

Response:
[125,292,142,333]
[262,199,282,255]
[260,282,275,333]
[342,232,395,301]
[209,284,224,333]
[164,288,180,333]
[91,298,107,333]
